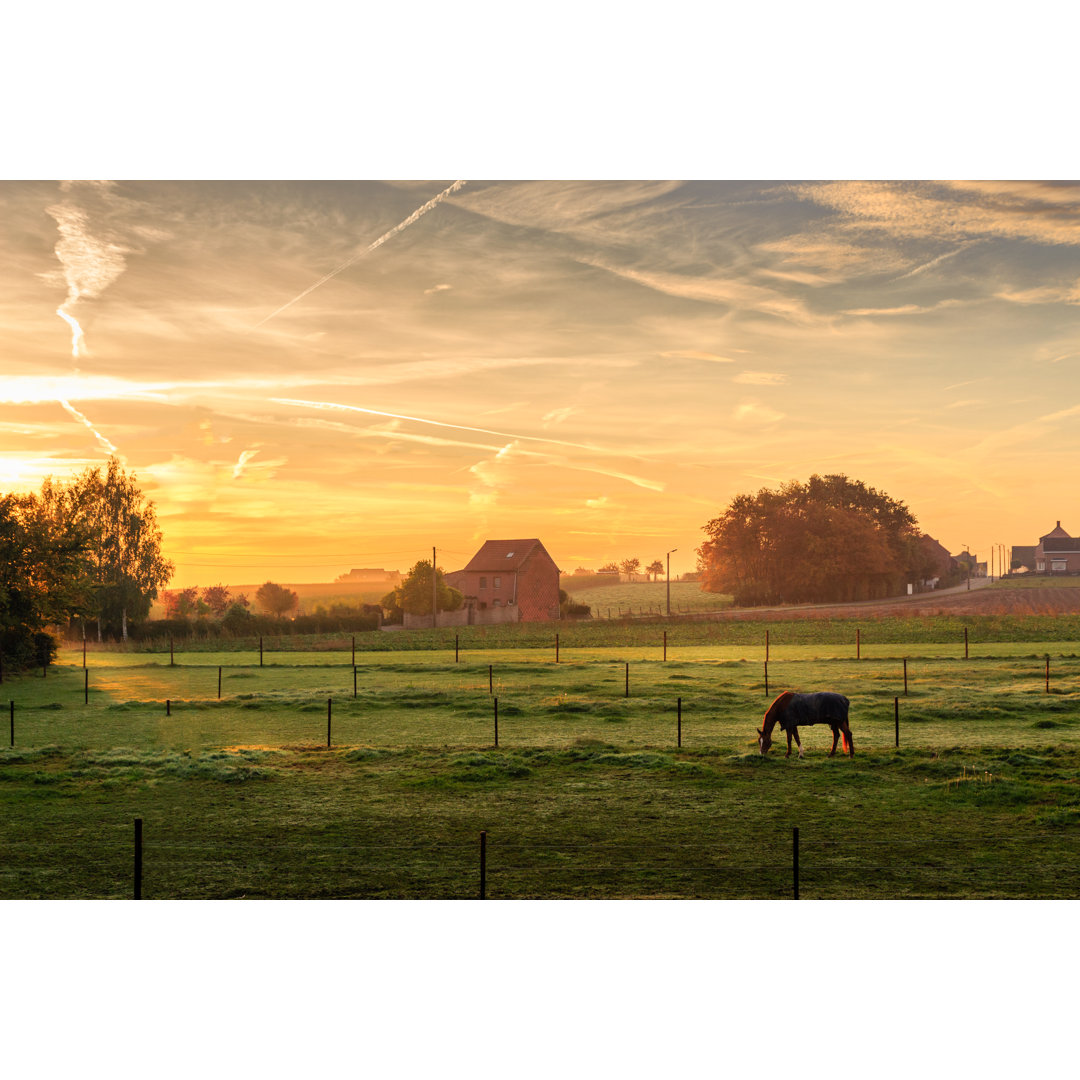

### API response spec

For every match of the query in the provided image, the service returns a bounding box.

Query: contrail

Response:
[59,399,121,457]
[45,185,130,357]
[272,397,618,456]
[253,180,467,328]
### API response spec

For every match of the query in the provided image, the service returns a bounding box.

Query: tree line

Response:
[696,474,959,606]
[0,459,172,671]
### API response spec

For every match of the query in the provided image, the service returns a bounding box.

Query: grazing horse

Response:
[757,691,854,758]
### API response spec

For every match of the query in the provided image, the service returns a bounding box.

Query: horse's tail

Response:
[842,720,854,756]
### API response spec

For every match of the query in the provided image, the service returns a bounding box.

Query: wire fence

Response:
[4,823,1077,900]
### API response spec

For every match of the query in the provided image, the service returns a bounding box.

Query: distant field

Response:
[563,579,732,616]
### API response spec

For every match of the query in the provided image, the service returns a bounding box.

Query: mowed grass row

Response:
[5,647,1080,753]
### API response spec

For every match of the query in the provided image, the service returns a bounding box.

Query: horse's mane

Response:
[763,691,796,723]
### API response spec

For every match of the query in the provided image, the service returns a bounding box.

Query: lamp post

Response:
[666,548,677,616]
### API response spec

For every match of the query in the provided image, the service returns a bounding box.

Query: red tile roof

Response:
[463,539,549,573]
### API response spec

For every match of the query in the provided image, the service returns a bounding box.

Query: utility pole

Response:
[666,548,677,616]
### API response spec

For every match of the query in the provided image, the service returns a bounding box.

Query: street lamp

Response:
[666,548,678,616]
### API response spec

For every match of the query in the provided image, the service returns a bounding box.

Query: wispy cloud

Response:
[253,180,466,328]
[58,399,120,457]
[733,371,787,385]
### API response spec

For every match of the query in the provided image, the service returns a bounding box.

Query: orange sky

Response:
[3,179,1079,586]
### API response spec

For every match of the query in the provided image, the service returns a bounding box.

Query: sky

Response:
[2,178,1079,585]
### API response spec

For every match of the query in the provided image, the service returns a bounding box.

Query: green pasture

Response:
[4,628,1080,899]
[562,579,733,616]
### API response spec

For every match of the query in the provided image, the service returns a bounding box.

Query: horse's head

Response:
[759,692,794,755]
[757,727,772,755]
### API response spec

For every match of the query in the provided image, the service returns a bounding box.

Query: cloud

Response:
[424,283,452,295]
[733,371,787,385]
[541,406,576,427]
[660,350,736,363]
[734,402,785,424]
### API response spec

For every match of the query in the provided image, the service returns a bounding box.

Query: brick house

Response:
[1035,522,1080,573]
[447,538,562,622]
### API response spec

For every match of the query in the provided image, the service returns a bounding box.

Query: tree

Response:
[646,559,665,581]
[201,584,233,617]
[0,491,94,670]
[598,562,619,574]
[384,560,463,617]
[67,458,174,641]
[255,581,299,618]
[619,557,641,576]
[697,474,921,605]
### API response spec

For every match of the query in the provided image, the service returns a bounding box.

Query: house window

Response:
[479,577,487,589]
[1037,560,1046,572]
[1052,560,1068,572]
[494,576,502,589]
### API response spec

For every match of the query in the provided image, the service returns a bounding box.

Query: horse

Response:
[757,691,854,758]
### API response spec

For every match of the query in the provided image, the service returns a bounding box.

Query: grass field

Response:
[562,579,733,616]
[3,626,1080,899]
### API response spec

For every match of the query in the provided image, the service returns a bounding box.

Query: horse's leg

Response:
[844,721,854,756]
[785,728,792,757]
[793,727,803,759]
[829,726,839,756]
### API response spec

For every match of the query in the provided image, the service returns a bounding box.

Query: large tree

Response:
[255,581,299,618]
[383,560,463,618]
[697,474,923,605]
[0,491,94,670]
[66,459,174,640]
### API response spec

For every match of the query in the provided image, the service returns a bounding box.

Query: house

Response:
[1010,545,1037,573]
[1035,522,1080,574]
[335,568,402,586]
[447,538,562,623]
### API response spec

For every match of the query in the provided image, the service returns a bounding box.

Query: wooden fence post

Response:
[556,634,560,663]
[895,697,900,747]
[964,627,969,659]
[9,700,13,747]
[856,628,861,660]
[489,664,493,694]
[493,697,498,747]
[793,826,799,900]
[663,631,667,662]
[353,666,358,698]
[479,831,487,899]
[327,698,332,747]
[84,669,88,705]
[134,818,143,900]
[766,630,769,663]
[625,662,629,698]
[218,666,222,700]
[170,636,174,667]
[764,660,769,697]
[166,699,171,717]
[903,658,908,697]
[455,635,459,664]
[259,636,263,667]
[1046,654,1050,694]
[352,636,356,668]
[677,697,682,748]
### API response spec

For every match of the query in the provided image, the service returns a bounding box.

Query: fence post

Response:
[964,627,969,659]
[479,831,487,899]
[134,818,143,900]
[352,636,356,668]
[83,637,86,670]
[170,636,174,667]
[677,697,682,748]
[793,826,799,900]
[894,697,900,747]
[84,668,89,705]
[766,630,770,663]
[493,697,498,747]
[856,628,861,660]
[489,664,493,694]
[903,658,908,696]
[218,666,222,700]
[625,662,629,698]
[455,635,459,664]
[1046,654,1050,694]
[663,631,667,662]
[9,700,13,747]
[327,698,332,748]
[353,666,358,698]
[166,699,171,717]
[260,636,263,667]
[764,660,769,697]
[556,634,559,663]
